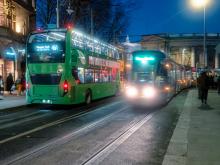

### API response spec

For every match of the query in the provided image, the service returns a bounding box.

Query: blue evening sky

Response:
[127,0,220,36]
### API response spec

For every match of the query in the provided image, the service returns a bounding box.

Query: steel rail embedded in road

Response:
[0,101,124,145]
[0,112,51,130]
[81,111,158,165]
[2,104,129,165]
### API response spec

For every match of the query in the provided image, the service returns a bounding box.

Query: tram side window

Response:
[160,65,168,77]
[157,63,168,83]
[85,69,94,83]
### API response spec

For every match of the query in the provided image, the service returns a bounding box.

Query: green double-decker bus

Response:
[26,28,120,105]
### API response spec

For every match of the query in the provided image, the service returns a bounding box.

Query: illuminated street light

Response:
[190,0,209,8]
[190,0,211,68]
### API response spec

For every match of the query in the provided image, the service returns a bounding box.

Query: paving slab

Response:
[0,94,26,110]
[163,89,220,165]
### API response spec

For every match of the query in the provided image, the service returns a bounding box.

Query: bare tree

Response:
[36,0,56,27]
[36,0,135,42]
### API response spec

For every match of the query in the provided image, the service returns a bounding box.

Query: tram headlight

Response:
[164,86,171,92]
[126,86,138,97]
[143,87,156,98]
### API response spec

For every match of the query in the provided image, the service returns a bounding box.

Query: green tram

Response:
[26,28,120,104]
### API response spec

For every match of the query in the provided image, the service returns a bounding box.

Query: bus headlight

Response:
[126,86,138,97]
[143,87,156,98]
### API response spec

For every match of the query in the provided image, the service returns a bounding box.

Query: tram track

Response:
[81,111,157,165]
[0,100,124,145]
[0,89,188,165]
[0,96,124,132]
[1,104,130,165]
[3,105,159,165]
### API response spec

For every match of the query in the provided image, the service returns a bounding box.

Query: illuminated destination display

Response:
[35,44,60,52]
[135,57,155,61]
[89,56,119,68]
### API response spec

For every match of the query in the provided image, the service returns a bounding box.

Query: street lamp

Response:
[182,48,186,65]
[190,0,210,68]
[56,0,59,28]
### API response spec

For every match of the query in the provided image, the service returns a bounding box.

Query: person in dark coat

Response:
[6,73,14,94]
[21,73,26,93]
[198,71,210,104]
[197,74,202,99]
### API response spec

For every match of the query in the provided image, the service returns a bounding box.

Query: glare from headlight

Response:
[143,87,156,98]
[126,86,138,97]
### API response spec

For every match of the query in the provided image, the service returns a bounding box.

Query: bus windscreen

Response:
[27,32,66,63]
[27,42,65,63]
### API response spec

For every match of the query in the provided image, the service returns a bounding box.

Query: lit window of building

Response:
[0,0,35,90]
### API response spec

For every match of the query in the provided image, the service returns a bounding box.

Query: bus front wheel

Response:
[85,91,92,104]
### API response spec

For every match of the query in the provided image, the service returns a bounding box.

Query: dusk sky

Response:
[127,0,220,36]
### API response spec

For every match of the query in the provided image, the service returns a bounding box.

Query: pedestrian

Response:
[6,73,14,94]
[15,77,22,96]
[198,71,210,104]
[21,73,26,94]
[0,75,3,95]
[197,73,202,99]
[217,75,220,95]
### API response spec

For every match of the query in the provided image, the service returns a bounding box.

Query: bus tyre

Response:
[85,92,92,104]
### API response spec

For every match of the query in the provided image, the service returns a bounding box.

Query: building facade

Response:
[0,0,35,86]
[141,33,220,70]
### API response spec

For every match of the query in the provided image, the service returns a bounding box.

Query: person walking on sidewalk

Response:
[6,73,14,94]
[0,75,3,96]
[21,73,26,95]
[15,77,22,96]
[197,73,202,99]
[198,71,210,104]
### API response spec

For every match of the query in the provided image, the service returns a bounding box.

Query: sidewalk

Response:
[0,92,26,110]
[163,89,220,165]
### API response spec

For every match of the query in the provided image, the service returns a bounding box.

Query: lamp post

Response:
[182,48,186,65]
[203,4,206,68]
[56,0,59,28]
[190,0,210,68]
[91,7,94,37]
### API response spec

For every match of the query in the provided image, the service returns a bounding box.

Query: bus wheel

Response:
[85,91,92,104]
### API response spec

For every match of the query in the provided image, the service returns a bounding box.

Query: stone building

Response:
[0,0,35,85]
[141,33,220,70]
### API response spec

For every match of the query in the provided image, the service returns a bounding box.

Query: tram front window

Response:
[135,73,153,84]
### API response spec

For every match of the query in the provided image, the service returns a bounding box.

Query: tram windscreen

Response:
[132,55,156,84]
[136,72,153,84]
